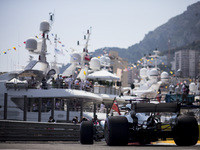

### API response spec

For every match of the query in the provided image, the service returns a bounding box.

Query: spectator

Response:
[100,102,105,113]
[74,78,79,85]
[79,79,84,90]
[72,116,78,124]
[56,101,60,110]
[51,77,56,88]
[84,79,91,91]
[48,116,55,130]
[56,74,60,88]
[59,74,63,88]
[175,83,181,94]
[33,102,38,112]
[74,78,80,89]
[67,75,74,89]
[181,82,188,103]
[42,77,47,89]
[48,116,55,123]
[65,76,69,88]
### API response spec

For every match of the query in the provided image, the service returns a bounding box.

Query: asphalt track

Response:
[0,141,200,150]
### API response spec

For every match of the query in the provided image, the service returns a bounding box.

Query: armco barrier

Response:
[0,120,80,141]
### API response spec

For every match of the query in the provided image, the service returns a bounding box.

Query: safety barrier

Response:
[0,120,199,141]
[0,120,80,141]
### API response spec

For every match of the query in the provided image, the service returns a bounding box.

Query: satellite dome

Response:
[149,68,159,77]
[40,20,50,33]
[70,52,81,64]
[161,71,169,79]
[89,57,100,71]
[105,57,111,65]
[189,82,196,92]
[100,56,106,66]
[140,68,148,78]
[25,37,37,51]
[161,71,169,83]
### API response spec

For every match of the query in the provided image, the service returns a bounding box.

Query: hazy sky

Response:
[0,0,199,72]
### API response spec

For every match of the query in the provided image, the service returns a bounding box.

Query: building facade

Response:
[109,51,129,87]
[174,50,199,78]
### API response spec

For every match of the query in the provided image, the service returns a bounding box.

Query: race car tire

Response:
[104,116,129,146]
[80,121,93,144]
[173,115,199,146]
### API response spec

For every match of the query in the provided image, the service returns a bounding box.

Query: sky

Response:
[0,0,199,72]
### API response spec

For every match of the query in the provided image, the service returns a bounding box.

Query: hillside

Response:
[92,1,200,63]
[161,40,200,56]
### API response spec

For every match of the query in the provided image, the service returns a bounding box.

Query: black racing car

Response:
[80,102,199,146]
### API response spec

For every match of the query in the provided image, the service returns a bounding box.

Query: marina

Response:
[0,16,174,123]
[0,1,200,147]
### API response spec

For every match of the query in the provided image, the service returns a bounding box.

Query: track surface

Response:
[0,141,200,150]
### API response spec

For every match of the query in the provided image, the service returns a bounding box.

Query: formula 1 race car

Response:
[80,102,199,146]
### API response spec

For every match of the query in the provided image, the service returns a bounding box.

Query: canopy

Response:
[87,69,120,81]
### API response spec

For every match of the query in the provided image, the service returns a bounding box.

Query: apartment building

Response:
[174,50,199,78]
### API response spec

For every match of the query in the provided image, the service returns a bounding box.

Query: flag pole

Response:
[109,97,121,115]
[108,97,116,115]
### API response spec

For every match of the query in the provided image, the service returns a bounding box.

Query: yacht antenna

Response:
[51,33,60,74]
[49,11,55,26]
[84,27,92,52]
[80,27,92,66]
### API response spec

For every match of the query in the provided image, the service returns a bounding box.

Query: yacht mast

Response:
[81,27,92,66]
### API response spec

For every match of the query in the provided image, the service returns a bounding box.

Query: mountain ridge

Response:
[92,1,200,63]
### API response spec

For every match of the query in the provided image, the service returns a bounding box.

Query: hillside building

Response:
[109,51,129,87]
[174,50,199,78]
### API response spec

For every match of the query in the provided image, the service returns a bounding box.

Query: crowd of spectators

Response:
[50,74,93,91]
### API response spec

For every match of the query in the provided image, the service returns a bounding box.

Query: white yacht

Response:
[0,19,104,122]
[121,50,169,101]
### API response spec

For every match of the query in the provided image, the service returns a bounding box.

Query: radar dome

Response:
[161,72,169,79]
[89,57,100,71]
[105,57,111,66]
[161,71,169,83]
[100,56,106,66]
[140,68,148,78]
[25,37,37,51]
[40,20,50,33]
[70,52,81,64]
[149,68,159,77]
[189,82,196,92]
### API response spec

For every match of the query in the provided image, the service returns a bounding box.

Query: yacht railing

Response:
[5,78,120,95]
[93,85,120,95]
[50,82,120,95]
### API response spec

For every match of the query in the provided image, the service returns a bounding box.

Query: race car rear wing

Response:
[132,102,180,113]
